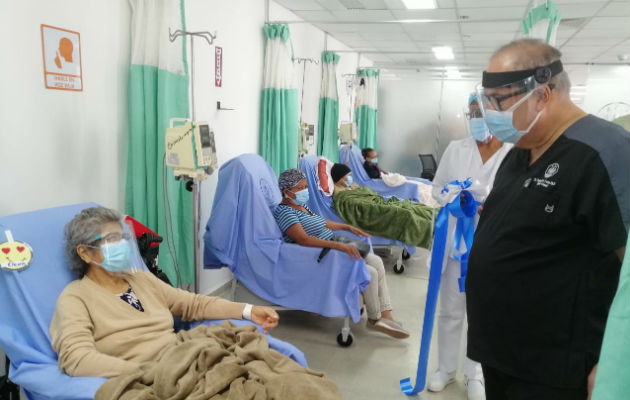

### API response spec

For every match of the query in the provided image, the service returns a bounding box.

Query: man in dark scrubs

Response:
[466,38,629,400]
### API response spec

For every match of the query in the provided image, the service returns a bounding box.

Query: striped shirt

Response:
[273,204,334,243]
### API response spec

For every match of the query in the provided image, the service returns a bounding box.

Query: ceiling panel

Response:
[390,8,459,20]
[317,0,348,11]
[455,0,533,7]
[460,21,521,34]
[582,17,630,31]
[458,6,526,20]
[273,0,630,71]
[332,9,395,20]
[358,0,389,9]
[293,10,338,20]
[557,3,606,19]
[274,0,324,11]
[598,1,630,17]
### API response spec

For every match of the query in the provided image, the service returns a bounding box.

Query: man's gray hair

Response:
[64,207,122,277]
[278,168,306,192]
[492,38,571,94]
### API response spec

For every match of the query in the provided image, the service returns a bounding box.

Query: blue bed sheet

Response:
[203,154,371,323]
[339,144,424,201]
[0,203,305,400]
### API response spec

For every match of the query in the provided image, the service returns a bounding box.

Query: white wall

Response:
[0,0,130,216]
[194,1,371,294]
[378,78,477,177]
[377,65,630,178]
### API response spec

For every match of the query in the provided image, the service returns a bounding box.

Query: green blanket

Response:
[332,186,434,249]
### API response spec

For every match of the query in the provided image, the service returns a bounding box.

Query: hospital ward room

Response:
[2,0,630,399]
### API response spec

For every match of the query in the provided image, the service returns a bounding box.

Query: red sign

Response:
[215,46,222,87]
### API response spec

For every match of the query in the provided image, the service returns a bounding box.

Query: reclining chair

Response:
[339,144,424,202]
[300,155,417,274]
[0,203,306,400]
[203,154,371,346]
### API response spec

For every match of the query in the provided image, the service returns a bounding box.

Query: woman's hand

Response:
[251,306,279,333]
[339,243,361,260]
[587,364,597,400]
[346,225,370,237]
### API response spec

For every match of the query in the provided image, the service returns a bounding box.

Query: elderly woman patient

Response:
[50,207,341,399]
[274,169,409,339]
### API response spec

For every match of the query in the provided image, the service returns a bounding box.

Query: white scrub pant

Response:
[362,253,392,320]
[437,256,483,380]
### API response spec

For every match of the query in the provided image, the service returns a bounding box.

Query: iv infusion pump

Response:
[165,119,218,180]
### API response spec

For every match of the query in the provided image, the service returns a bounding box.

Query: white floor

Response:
[252,248,471,400]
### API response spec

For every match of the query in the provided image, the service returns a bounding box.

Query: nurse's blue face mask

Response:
[345,175,354,187]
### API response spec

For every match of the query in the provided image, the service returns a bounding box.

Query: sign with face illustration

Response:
[41,24,83,91]
[0,232,33,271]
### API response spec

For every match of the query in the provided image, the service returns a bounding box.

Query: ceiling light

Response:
[432,46,454,60]
[401,0,437,9]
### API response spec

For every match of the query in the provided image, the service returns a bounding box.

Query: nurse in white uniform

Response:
[428,93,513,400]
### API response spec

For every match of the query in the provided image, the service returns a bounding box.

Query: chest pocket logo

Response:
[544,163,559,178]
[545,204,555,213]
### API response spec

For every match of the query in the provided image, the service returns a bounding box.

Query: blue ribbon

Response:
[400,181,478,396]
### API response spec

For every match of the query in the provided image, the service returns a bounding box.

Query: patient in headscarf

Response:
[330,163,434,249]
[273,168,410,340]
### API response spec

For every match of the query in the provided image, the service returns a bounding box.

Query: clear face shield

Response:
[476,60,563,144]
[85,219,145,274]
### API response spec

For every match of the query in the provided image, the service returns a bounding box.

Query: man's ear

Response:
[536,86,552,111]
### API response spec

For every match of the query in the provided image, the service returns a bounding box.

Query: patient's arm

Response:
[285,223,361,259]
[144,272,245,321]
[50,293,141,378]
[325,220,370,237]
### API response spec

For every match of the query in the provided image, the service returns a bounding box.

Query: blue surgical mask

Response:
[345,176,354,187]
[483,91,541,144]
[291,189,310,206]
[469,118,491,142]
[370,157,378,164]
[99,240,131,273]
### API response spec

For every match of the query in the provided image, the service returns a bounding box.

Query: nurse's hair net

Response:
[278,168,306,191]
[468,92,479,106]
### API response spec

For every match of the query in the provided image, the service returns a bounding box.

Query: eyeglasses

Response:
[87,232,131,246]
[465,110,483,120]
[480,86,530,111]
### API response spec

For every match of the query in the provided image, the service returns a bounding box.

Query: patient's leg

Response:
[364,253,392,316]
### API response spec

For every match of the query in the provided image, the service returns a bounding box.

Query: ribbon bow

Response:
[400,180,479,395]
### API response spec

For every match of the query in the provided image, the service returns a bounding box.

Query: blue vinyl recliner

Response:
[0,203,306,400]
[299,155,417,274]
[203,154,371,346]
[339,144,428,202]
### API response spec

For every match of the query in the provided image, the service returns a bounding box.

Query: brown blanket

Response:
[95,322,341,400]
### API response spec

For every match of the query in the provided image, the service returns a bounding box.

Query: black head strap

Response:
[482,60,563,88]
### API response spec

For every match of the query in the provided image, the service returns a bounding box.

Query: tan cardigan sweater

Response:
[49,271,245,378]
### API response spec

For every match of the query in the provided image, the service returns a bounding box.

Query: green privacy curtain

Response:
[355,68,379,150]
[125,0,193,286]
[259,24,298,175]
[592,234,630,400]
[317,51,340,162]
[522,0,561,45]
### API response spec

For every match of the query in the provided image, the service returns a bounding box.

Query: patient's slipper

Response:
[367,319,410,339]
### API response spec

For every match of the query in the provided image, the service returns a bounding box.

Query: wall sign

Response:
[41,24,83,91]
[215,46,223,87]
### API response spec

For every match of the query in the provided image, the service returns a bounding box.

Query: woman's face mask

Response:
[469,118,491,142]
[98,240,132,273]
[290,188,309,206]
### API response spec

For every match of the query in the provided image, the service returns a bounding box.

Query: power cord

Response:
[162,153,183,287]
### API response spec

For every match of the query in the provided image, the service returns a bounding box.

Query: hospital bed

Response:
[203,154,371,347]
[300,155,419,274]
[0,203,306,400]
[339,144,428,202]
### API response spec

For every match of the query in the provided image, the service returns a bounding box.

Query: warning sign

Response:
[41,24,83,91]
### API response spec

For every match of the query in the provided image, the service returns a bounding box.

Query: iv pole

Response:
[168,28,217,293]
